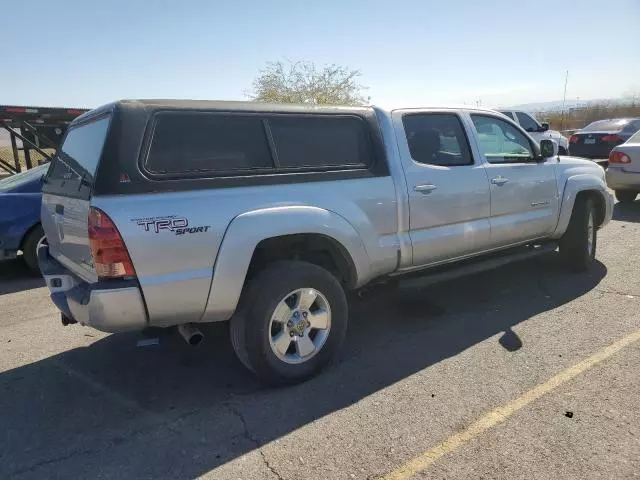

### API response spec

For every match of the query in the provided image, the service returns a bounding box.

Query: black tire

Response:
[558,146,568,155]
[22,225,45,273]
[230,261,348,385]
[615,190,638,204]
[559,197,596,272]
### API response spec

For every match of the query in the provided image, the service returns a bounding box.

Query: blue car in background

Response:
[0,163,49,271]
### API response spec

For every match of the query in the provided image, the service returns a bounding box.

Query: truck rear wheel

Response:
[230,261,348,385]
[559,197,596,271]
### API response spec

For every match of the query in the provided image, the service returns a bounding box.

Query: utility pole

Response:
[560,70,569,131]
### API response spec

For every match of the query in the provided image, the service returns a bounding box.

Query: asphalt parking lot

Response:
[1,202,640,480]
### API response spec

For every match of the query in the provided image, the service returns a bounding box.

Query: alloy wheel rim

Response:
[268,288,331,364]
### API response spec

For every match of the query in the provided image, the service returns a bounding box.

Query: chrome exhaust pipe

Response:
[177,323,204,346]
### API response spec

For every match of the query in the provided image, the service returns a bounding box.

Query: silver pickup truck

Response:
[38,100,613,384]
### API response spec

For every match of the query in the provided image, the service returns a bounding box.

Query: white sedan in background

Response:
[606,129,640,203]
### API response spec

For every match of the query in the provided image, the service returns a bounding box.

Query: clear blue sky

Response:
[3,0,639,109]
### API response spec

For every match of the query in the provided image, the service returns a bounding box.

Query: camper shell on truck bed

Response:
[55,100,389,198]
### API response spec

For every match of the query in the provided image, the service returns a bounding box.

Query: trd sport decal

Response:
[132,216,211,235]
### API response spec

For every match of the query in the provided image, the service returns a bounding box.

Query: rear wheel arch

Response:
[247,233,358,289]
[201,206,371,323]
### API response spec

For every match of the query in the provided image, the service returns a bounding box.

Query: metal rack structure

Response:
[0,105,88,175]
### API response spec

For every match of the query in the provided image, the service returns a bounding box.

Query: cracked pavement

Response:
[1,201,639,479]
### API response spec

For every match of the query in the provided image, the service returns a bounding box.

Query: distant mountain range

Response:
[505,98,630,113]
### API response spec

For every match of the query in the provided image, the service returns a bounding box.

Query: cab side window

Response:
[471,115,535,164]
[402,113,473,166]
[515,112,539,132]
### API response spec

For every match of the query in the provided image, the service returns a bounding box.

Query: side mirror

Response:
[539,122,550,132]
[540,139,558,159]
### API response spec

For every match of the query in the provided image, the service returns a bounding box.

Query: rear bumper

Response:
[606,168,640,191]
[38,245,148,333]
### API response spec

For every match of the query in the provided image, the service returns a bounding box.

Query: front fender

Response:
[199,206,371,322]
[551,174,613,238]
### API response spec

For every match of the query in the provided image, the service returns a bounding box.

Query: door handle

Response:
[414,184,438,194]
[491,176,509,186]
[530,201,550,207]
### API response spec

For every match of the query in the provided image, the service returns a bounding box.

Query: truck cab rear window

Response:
[146,114,274,175]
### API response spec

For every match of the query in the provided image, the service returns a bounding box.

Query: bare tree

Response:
[248,60,369,105]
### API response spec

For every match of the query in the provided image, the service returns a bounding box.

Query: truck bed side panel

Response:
[92,176,397,326]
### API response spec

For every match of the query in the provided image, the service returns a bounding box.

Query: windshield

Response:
[582,119,630,132]
[0,163,49,192]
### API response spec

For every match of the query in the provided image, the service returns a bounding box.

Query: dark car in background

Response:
[569,118,640,161]
[0,163,49,271]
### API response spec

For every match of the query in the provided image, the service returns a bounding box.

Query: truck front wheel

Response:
[230,261,348,385]
[559,197,596,271]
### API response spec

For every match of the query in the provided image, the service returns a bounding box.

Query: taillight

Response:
[609,150,631,164]
[569,134,579,143]
[88,207,136,279]
[602,134,622,143]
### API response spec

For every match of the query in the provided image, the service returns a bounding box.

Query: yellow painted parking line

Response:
[382,329,640,480]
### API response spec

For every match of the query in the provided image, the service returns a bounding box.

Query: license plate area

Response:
[584,138,596,144]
